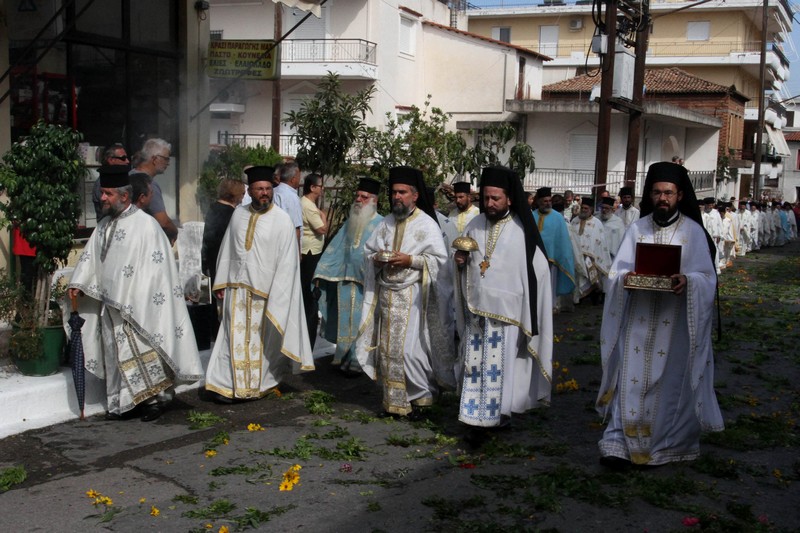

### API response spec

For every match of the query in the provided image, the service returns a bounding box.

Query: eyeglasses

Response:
[111,155,129,161]
[154,154,170,161]
[650,190,677,198]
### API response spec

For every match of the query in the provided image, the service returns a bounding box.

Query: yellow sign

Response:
[207,40,280,80]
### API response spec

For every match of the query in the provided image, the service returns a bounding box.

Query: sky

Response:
[467,0,800,102]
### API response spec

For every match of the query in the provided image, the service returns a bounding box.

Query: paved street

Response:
[0,241,798,532]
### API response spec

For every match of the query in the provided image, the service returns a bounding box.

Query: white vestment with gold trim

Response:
[355,209,455,415]
[597,213,723,465]
[206,204,314,399]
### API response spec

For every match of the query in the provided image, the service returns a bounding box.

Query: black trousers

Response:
[300,250,322,349]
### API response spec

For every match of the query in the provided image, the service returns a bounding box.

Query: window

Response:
[539,25,559,57]
[399,16,416,56]
[492,27,511,43]
[687,21,710,41]
[569,134,597,170]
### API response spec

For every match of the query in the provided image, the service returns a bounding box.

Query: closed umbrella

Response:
[67,295,86,420]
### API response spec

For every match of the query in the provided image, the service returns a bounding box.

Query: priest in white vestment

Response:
[68,166,203,421]
[206,166,314,401]
[597,162,723,467]
[453,166,552,439]
[615,186,640,229]
[749,203,761,250]
[448,181,479,234]
[570,198,612,301]
[701,198,722,273]
[356,166,456,418]
[599,196,626,259]
[736,201,752,255]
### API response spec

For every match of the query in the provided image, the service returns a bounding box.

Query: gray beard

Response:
[347,201,377,243]
[392,202,411,221]
[251,198,272,211]
[538,206,552,214]
[102,199,127,218]
[600,212,611,221]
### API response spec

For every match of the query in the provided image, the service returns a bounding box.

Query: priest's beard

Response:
[392,200,411,221]
[600,211,612,222]
[578,210,592,221]
[653,203,678,224]
[102,199,127,218]
[347,201,377,242]
[251,197,272,212]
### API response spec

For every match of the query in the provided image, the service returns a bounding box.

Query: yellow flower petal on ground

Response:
[139,497,146,504]
[86,489,99,499]
[247,423,264,432]
[150,506,160,517]
[219,526,230,533]
[205,450,217,458]
[279,481,294,491]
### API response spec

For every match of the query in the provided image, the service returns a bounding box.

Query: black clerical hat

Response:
[98,165,130,188]
[536,187,552,198]
[357,177,381,196]
[601,197,614,207]
[244,166,275,186]
[453,181,471,194]
[619,186,633,197]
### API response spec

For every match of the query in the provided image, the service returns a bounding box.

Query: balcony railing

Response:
[281,39,377,65]
[523,168,715,195]
[543,40,787,66]
[217,132,298,157]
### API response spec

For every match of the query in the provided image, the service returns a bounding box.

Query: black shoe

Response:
[105,406,139,421]
[464,427,489,448]
[599,456,631,470]
[140,403,165,422]
[210,392,235,404]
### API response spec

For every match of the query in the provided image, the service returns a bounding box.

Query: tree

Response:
[198,143,282,208]
[460,122,536,183]
[0,121,86,326]
[358,97,464,213]
[283,72,375,178]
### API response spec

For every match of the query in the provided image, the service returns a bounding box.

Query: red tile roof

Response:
[543,67,741,96]
[784,131,800,142]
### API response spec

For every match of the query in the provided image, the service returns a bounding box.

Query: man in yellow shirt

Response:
[301,173,328,348]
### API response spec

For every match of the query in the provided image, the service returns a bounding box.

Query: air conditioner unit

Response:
[569,18,583,30]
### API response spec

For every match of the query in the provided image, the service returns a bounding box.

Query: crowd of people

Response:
[65,149,799,467]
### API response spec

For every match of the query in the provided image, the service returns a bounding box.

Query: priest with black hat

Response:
[205,165,314,403]
[453,166,552,440]
[355,166,456,419]
[596,161,723,468]
[448,181,479,233]
[615,186,640,229]
[67,165,203,421]
[313,177,384,374]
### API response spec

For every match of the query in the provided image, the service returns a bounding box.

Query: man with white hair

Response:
[132,138,178,245]
[599,197,625,259]
[314,178,384,373]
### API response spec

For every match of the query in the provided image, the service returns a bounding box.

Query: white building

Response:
[208,0,548,152]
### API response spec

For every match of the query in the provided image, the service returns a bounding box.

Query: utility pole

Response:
[752,0,768,201]
[594,0,649,198]
[623,10,650,190]
[593,0,618,198]
[271,5,283,153]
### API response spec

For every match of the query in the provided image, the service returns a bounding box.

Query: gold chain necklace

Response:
[479,214,510,277]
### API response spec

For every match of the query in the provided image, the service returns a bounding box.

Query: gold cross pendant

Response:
[479,259,490,277]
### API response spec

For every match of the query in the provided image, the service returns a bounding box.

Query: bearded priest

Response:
[205,166,314,402]
[453,166,552,443]
[596,161,723,467]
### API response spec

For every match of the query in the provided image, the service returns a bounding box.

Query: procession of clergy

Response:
[71,158,760,466]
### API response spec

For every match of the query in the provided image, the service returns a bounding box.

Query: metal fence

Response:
[216,132,298,157]
[523,168,716,197]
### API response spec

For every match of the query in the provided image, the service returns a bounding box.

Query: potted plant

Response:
[0,121,86,375]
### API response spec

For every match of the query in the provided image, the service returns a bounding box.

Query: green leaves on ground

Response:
[187,410,227,430]
[0,465,26,492]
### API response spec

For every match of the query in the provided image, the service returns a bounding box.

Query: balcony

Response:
[217,132,298,157]
[522,168,715,196]
[280,39,378,80]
